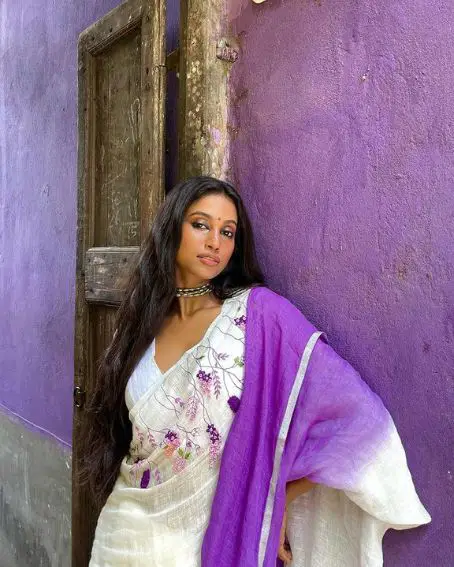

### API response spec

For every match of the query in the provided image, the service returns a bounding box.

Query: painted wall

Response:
[0,0,122,445]
[228,1,453,566]
[0,2,180,563]
[0,411,71,567]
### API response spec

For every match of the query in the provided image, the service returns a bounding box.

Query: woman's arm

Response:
[286,477,316,505]
[278,478,317,564]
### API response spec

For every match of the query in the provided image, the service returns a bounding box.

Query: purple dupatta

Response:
[201,286,429,566]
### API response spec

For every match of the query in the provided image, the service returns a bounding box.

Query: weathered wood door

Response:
[72,1,165,564]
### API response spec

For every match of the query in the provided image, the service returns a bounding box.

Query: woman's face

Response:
[175,193,238,286]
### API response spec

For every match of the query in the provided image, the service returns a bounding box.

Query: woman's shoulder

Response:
[227,285,308,319]
[245,286,322,349]
[247,285,300,313]
[249,285,320,331]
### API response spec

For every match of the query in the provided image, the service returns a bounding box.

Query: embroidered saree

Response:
[90,286,430,567]
[89,288,251,566]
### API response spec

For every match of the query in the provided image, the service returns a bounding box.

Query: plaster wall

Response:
[0,410,71,567]
[0,1,122,564]
[0,0,122,444]
[228,1,453,566]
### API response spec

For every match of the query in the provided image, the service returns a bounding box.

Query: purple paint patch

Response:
[208,126,222,145]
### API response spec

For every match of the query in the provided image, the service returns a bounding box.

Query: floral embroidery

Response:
[129,458,147,485]
[234,315,246,332]
[140,469,150,488]
[164,430,181,457]
[147,430,158,449]
[125,289,250,488]
[214,351,228,361]
[186,395,199,421]
[206,423,222,468]
[139,465,162,488]
[206,423,219,441]
[154,467,162,484]
[165,430,179,444]
[233,355,244,367]
[172,439,193,473]
[197,369,213,395]
[172,453,187,473]
[213,370,221,399]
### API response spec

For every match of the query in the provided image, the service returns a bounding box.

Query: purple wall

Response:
[0,0,122,446]
[228,0,452,566]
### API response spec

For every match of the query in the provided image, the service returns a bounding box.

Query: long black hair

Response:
[78,176,265,507]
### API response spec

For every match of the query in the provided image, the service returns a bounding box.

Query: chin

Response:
[201,267,221,277]
[199,264,223,278]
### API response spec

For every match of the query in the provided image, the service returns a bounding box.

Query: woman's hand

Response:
[278,477,317,564]
[277,505,292,564]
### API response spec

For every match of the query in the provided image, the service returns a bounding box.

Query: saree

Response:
[89,288,251,566]
[90,285,430,566]
[202,286,431,566]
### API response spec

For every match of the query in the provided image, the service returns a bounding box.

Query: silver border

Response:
[258,331,324,565]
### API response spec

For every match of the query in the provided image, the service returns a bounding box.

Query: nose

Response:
[206,230,220,251]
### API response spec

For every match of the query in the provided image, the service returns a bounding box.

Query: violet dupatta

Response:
[201,287,430,566]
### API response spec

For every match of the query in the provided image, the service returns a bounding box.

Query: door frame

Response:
[72,1,165,565]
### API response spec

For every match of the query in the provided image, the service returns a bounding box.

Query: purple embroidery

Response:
[140,468,150,488]
[173,453,187,473]
[198,370,213,395]
[186,395,199,421]
[234,315,247,332]
[215,352,228,361]
[213,370,222,399]
[228,395,241,414]
[207,424,222,468]
[206,423,220,443]
[197,370,212,382]
[165,430,178,443]
[125,293,248,489]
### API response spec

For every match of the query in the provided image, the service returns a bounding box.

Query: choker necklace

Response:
[175,282,212,297]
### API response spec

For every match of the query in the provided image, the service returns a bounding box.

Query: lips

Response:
[198,254,220,265]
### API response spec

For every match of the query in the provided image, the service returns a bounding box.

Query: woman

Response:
[81,176,430,566]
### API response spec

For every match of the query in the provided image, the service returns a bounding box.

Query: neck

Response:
[175,282,211,297]
[174,290,220,320]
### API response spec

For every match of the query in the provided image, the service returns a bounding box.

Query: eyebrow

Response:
[188,211,238,226]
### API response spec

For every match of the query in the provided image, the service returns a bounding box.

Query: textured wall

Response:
[228,1,452,566]
[0,410,71,567]
[0,0,122,445]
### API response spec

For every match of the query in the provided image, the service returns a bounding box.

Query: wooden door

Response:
[72,1,165,564]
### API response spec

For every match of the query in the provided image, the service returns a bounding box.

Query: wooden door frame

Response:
[72,1,165,565]
[72,0,237,563]
[178,0,236,180]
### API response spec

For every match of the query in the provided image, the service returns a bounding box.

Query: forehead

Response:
[186,193,238,219]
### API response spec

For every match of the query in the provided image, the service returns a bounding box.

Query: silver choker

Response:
[175,283,212,297]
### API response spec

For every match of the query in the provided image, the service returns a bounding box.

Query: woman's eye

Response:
[191,221,234,239]
[192,222,208,230]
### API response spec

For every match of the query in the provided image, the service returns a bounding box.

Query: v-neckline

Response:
[152,297,231,377]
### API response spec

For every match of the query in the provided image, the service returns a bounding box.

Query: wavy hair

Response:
[77,176,265,507]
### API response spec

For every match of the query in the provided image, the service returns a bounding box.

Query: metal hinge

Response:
[73,386,86,409]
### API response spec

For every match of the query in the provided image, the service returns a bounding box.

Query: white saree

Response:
[90,285,429,566]
[89,288,251,566]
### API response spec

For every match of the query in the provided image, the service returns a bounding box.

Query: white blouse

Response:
[126,339,163,409]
